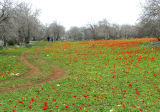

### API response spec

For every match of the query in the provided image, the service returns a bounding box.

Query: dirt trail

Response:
[0,47,65,94]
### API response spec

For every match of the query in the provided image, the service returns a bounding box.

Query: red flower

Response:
[139,108,143,112]
[41,106,47,110]
[79,106,82,110]
[52,99,56,101]
[43,108,47,110]
[65,106,69,108]
[19,101,23,104]
[31,98,35,102]
[142,100,145,103]
[96,97,99,99]
[28,106,32,109]
[55,104,58,108]
[135,88,139,94]
[44,102,47,107]
[153,74,157,76]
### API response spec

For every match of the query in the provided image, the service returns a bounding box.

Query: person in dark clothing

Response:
[51,36,54,43]
[47,36,50,42]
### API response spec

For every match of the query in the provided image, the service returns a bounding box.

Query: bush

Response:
[0,46,3,50]
[7,40,16,46]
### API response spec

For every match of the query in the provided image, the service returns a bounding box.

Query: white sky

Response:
[28,0,145,30]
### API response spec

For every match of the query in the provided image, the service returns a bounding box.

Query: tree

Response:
[98,19,110,39]
[48,22,65,40]
[0,0,17,46]
[87,23,98,40]
[67,27,83,40]
[13,2,41,44]
[140,0,160,40]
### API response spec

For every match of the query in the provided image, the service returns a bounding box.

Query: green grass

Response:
[0,47,29,81]
[0,39,159,112]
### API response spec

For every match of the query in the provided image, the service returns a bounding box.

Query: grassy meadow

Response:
[0,38,159,112]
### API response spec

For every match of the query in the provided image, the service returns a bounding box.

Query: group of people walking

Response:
[47,36,54,42]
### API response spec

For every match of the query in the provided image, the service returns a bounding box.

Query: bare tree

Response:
[139,0,160,40]
[87,23,98,40]
[0,0,17,46]
[12,2,41,44]
[67,27,83,40]
[48,22,65,40]
[0,0,14,24]
[98,19,110,39]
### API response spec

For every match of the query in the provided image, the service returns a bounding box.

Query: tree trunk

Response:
[25,24,30,44]
[33,36,36,41]
[3,36,7,47]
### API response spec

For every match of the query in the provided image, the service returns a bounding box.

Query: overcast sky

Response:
[28,0,145,30]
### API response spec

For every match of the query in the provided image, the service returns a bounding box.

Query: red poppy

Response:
[28,106,32,109]
[31,98,35,102]
[79,106,82,110]
[153,74,157,76]
[44,102,47,107]
[52,99,56,101]
[55,104,58,108]
[19,101,23,104]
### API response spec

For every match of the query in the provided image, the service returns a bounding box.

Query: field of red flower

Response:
[0,38,159,112]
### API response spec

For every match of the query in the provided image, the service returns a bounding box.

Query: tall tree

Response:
[98,19,110,39]
[0,0,16,46]
[67,27,83,40]
[48,22,65,40]
[140,0,160,40]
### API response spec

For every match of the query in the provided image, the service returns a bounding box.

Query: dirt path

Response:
[0,47,65,94]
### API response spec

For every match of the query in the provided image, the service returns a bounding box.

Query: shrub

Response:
[7,40,16,46]
[0,46,3,50]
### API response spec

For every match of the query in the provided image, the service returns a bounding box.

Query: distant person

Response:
[47,36,50,42]
[51,36,54,43]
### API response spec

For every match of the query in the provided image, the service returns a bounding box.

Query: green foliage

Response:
[0,46,3,50]
[7,40,17,46]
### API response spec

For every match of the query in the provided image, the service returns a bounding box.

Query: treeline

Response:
[66,0,160,41]
[0,0,159,46]
[66,20,138,41]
